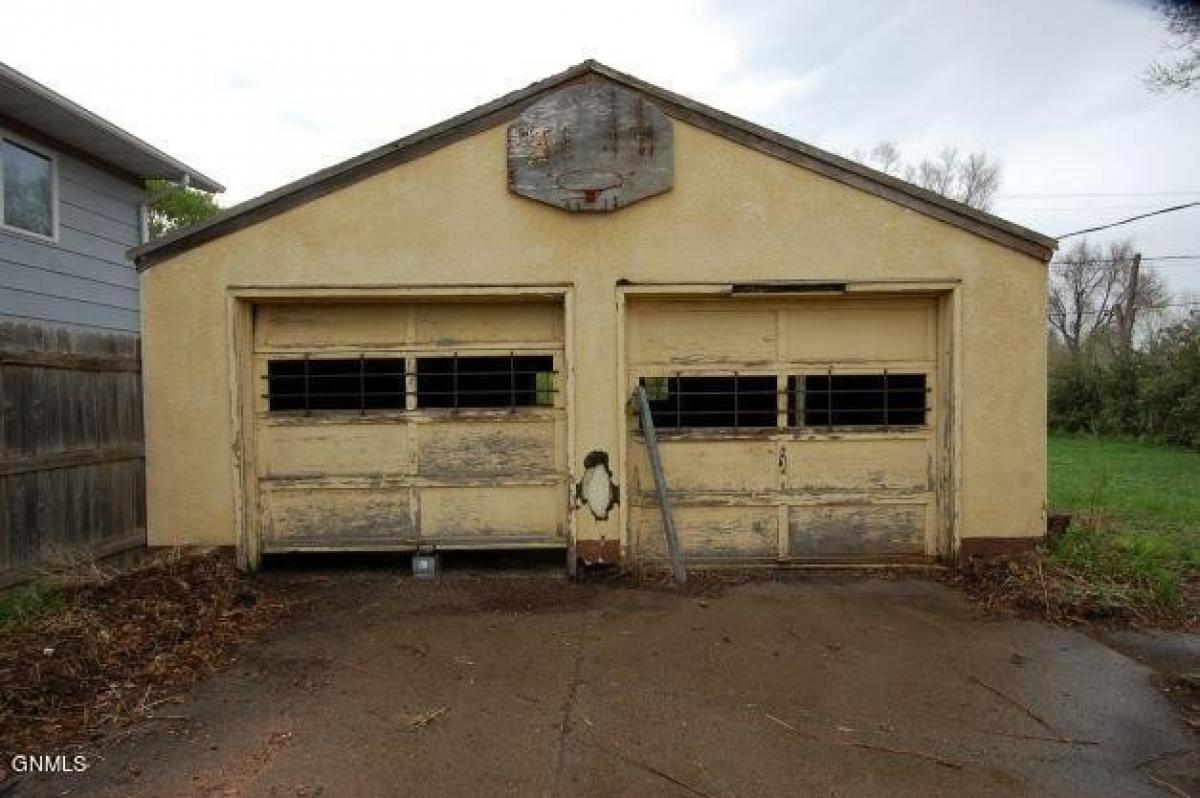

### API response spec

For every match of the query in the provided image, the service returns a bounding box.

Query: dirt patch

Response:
[950,550,1199,630]
[388,576,602,616]
[620,566,763,597]
[1164,672,1200,735]
[0,551,287,783]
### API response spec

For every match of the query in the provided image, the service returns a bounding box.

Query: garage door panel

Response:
[253,299,568,552]
[264,488,414,544]
[412,302,562,346]
[625,297,942,563]
[256,303,412,350]
[415,420,561,479]
[787,504,925,557]
[259,423,413,478]
[634,506,777,559]
[629,307,777,365]
[255,301,565,352]
[781,304,933,363]
[420,485,563,540]
[782,439,930,493]
[631,440,777,494]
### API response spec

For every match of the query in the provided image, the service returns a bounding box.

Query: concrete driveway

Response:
[14,567,1198,797]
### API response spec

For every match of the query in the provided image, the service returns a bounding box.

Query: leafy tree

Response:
[1146,0,1200,94]
[854,142,1001,211]
[1141,318,1200,447]
[145,179,219,239]
[1048,316,1200,449]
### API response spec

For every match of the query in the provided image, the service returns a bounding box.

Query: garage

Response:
[133,61,1054,570]
[625,295,946,563]
[248,299,568,552]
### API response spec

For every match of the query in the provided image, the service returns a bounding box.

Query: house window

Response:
[791,373,927,427]
[638,375,777,429]
[416,354,555,409]
[1,138,55,238]
[266,358,406,412]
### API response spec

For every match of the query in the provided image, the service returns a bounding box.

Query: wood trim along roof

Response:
[131,60,1057,269]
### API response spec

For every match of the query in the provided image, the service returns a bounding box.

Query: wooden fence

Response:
[0,322,146,586]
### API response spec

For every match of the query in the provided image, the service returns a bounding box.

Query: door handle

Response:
[778,448,787,473]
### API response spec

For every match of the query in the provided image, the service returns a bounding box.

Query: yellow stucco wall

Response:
[140,118,1047,552]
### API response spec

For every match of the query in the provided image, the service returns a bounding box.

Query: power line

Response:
[1048,301,1200,318]
[1055,202,1200,239]
[1051,255,1200,265]
[1007,205,1200,211]
[1052,263,1200,271]
[1001,190,1200,199]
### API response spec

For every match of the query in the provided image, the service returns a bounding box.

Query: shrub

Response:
[1049,317,1200,448]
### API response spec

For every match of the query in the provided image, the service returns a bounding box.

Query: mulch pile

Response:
[951,549,1199,630]
[0,550,287,779]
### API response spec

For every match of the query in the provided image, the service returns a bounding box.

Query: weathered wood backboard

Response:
[507,83,673,212]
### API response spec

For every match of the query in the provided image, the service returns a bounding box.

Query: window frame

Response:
[633,367,932,436]
[264,355,409,413]
[0,130,59,243]
[789,370,930,431]
[635,371,783,433]
[415,352,558,411]
[260,350,562,417]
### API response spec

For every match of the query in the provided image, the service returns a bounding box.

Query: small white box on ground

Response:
[412,551,440,580]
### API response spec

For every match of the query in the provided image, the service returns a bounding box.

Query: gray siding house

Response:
[0,62,222,332]
[0,62,221,583]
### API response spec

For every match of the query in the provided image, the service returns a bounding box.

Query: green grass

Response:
[0,581,63,628]
[1048,435,1200,609]
[1050,435,1200,525]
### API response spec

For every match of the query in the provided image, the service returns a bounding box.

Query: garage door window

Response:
[417,355,555,409]
[266,358,407,412]
[790,373,927,428]
[639,375,777,429]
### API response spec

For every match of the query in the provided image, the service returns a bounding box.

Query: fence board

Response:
[0,321,145,580]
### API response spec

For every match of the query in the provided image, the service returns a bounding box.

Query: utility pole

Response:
[1120,252,1142,350]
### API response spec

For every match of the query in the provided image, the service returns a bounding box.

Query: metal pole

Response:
[733,371,739,428]
[883,368,889,430]
[635,385,686,584]
[303,355,310,416]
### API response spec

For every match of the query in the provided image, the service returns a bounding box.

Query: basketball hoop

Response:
[556,169,624,204]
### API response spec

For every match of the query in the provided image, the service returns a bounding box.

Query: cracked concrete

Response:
[11,570,1197,797]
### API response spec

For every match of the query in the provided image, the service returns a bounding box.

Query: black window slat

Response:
[267,358,406,411]
[639,375,776,430]
[797,373,926,427]
[417,355,555,409]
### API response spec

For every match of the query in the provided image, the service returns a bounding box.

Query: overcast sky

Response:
[7,0,1199,296]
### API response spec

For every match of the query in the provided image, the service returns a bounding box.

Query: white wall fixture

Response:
[578,450,618,521]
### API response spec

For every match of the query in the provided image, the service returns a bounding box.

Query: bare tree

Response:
[858,142,1001,211]
[1049,239,1168,356]
[1146,1,1200,93]
[956,151,1003,211]
[866,141,903,176]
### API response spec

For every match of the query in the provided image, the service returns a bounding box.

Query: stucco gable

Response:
[131,60,1055,269]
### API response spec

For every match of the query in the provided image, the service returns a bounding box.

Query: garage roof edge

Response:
[131,60,1057,269]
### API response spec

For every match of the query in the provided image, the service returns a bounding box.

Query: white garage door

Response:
[626,296,943,563]
[251,300,568,552]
